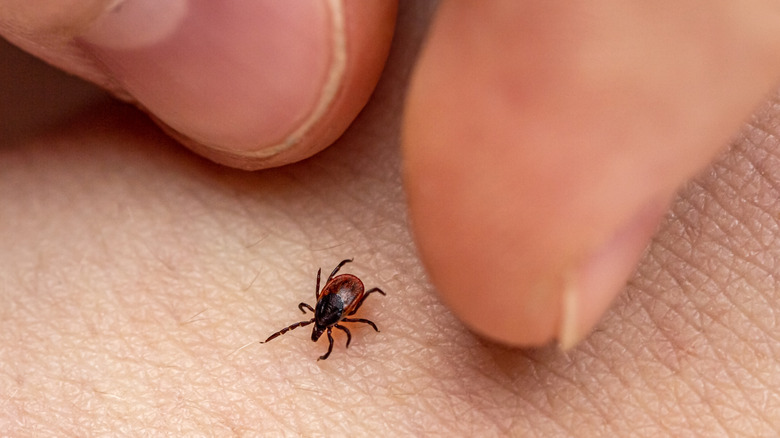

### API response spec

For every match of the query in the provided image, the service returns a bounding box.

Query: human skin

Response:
[5,0,780,349]
[3,4,780,437]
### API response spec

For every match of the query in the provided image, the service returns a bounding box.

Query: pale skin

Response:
[3,2,780,436]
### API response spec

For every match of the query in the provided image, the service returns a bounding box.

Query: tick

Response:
[261,259,385,360]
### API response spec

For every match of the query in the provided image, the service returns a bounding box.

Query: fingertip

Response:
[404,1,780,347]
[75,1,396,169]
[2,0,397,170]
[558,199,670,350]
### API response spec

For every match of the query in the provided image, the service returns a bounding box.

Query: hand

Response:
[0,1,397,169]
[403,1,780,348]
[2,2,780,435]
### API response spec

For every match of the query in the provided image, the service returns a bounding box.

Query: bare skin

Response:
[3,4,780,437]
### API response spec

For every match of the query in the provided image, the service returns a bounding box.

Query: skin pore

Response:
[2,4,780,436]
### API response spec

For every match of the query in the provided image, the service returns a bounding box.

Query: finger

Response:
[403,1,780,347]
[0,0,397,169]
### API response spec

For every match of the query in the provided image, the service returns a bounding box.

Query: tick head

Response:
[311,324,325,342]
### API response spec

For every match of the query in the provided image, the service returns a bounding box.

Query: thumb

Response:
[0,0,397,169]
[403,1,780,347]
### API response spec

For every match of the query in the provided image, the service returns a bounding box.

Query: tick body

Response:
[262,259,385,360]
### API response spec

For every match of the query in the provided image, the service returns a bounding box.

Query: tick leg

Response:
[335,324,352,348]
[348,287,386,315]
[342,317,380,332]
[327,258,354,283]
[298,302,315,314]
[261,319,314,343]
[315,268,322,299]
[318,327,335,361]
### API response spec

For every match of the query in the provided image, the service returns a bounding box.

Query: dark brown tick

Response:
[261,259,385,360]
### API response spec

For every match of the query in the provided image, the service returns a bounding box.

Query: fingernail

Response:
[79,0,189,50]
[558,199,669,350]
[78,0,339,156]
